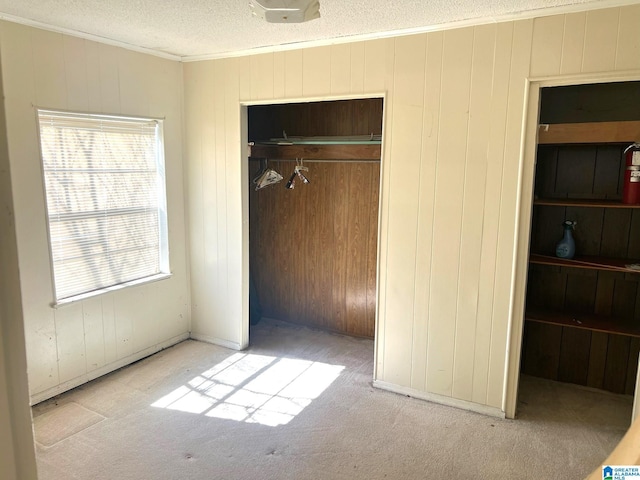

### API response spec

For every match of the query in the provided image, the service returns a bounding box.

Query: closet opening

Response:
[518,80,640,421]
[245,97,383,360]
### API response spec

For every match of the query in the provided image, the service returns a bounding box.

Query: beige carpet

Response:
[33,319,632,480]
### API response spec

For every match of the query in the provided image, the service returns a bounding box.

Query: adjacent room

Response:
[521,81,640,417]
[2,1,640,479]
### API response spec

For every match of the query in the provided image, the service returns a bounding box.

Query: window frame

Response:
[36,108,171,307]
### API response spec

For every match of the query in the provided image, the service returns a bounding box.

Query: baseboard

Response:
[189,332,244,350]
[373,380,506,419]
[30,332,189,405]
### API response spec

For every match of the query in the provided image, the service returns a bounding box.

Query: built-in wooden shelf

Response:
[538,120,640,145]
[533,198,640,208]
[529,253,640,273]
[249,143,381,160]
[524,115,640,395]
[525,309,640,338]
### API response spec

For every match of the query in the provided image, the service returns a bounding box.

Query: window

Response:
[37,109,169,304]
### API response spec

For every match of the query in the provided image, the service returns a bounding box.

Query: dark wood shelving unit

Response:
[525,309,640,338]
[533,198,640,208]
[538,120,640,145]
[522,119,640,395]
[529,253,640,273]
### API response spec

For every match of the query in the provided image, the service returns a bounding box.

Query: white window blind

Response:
[37,109,169,303]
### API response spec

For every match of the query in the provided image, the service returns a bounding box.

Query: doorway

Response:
[512,79,640,419]
[244,97,384,346]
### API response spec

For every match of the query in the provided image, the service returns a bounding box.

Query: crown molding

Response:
[0,12,181,61]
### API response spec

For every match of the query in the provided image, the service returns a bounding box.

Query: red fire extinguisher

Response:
[623,143,640,204]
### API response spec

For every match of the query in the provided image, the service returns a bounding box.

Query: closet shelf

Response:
[533,198,640,208]
[529,253,640,273]
[525,309,640,338]
[249,135,382,160]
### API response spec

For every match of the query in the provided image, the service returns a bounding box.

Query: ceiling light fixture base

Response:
[249,0,320,23]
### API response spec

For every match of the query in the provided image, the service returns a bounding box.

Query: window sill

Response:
[52,272,172,308]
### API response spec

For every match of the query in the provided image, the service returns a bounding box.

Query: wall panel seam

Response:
[51,309,60,386]
[473,26,499,403]
[425,33,446,392]
[222,64,230,328]
[409,35,429,388]
[199,74,207,328]
[613,8,623,70]
[416,33,435,390]
[559,15,568,74]
[100,299,106,363]
[580,13,589,73]
[451,30,474,396]
[81,302,88,375]
[483,23,516,405]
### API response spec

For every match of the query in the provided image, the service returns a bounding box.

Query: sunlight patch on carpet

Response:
[151,353,344,426]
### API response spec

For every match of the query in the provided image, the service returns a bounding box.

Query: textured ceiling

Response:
[0,0,634,60]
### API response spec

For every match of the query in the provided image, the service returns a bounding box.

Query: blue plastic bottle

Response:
[555,220,576,259]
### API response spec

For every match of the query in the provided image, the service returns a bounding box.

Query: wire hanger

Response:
[286,158,310,190]
[254,158,283,190]
[252,158,268,184]
[296,158,310,184]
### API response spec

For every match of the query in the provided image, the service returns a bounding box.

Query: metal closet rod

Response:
[251,158,380,163]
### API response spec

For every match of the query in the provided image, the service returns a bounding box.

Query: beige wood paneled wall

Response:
[0,48,37,478]
[0,21,191,402]
[185,4,640,415]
